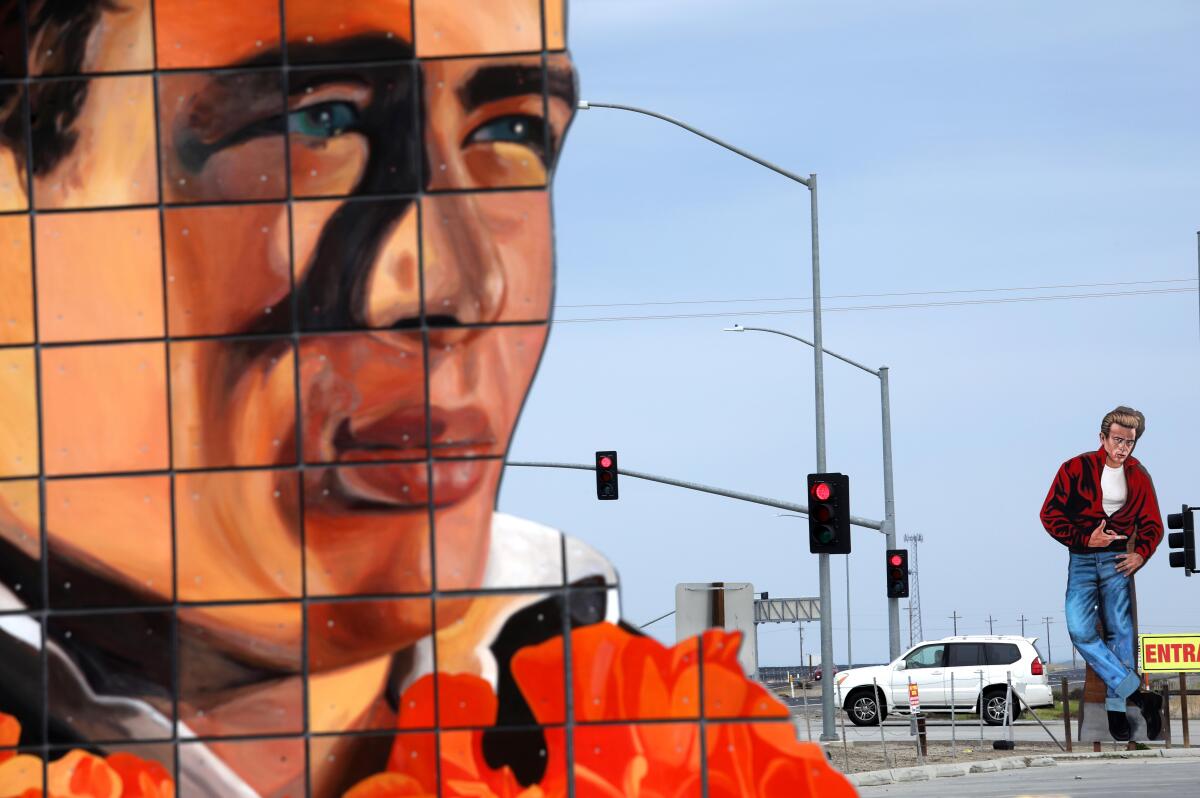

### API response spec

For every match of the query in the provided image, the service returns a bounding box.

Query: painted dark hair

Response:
[0,0,118,180]
[1101,405,1146,440]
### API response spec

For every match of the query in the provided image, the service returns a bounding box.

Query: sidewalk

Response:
[844,745,1200,788]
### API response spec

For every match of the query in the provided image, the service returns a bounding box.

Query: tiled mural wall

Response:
[0,1,854,795]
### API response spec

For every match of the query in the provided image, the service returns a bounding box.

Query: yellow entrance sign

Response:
[1139,634,1200,672]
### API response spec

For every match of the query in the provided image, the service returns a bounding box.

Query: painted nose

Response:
[420,194,505,331]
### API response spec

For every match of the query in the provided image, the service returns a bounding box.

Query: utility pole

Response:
[1042,616,1054,665]
[949,611,961,636]
[904,533,924,644]
[1018,614,1028,637]
[987,614,995,635]
[799,623,805,679]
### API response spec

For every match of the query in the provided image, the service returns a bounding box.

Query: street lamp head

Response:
[722,324,745,332]
[577,100,591,110]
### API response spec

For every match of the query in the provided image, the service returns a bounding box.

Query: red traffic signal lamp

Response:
[807,472,850,554]
[595,451,618,500]
[886,549,910,598]
[1167,504,1196,573]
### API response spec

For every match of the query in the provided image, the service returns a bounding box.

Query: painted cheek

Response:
[291,200,341,285]
[290,134,369,197]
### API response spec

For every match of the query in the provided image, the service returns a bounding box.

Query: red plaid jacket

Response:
[1040,445,1163,561]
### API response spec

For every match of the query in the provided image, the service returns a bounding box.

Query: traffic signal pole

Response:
[808,175,840,741]
[880,367,901,661]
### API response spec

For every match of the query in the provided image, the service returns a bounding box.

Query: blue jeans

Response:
[1065,551,1141,711]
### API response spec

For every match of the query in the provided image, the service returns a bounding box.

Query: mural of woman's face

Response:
[0,0,574,672]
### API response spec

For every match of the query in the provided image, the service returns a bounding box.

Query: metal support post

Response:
[978,670,985,743]
[873,677,893,777]
[845,555,852,670]
[803,678,814,741]
[837,683,850,771]
[1162,682,1172,748]
[1006,672,1015,747]
[880,366,900,660]
[1180,673,1190,748]
[1013,689,1065,751]
[1061,677,1073,752]
[950,673,957,757]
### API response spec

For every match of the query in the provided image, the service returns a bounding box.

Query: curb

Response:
[847,747,1200,787]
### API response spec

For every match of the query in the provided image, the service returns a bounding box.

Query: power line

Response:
[553,286,1196,324]
[556,277,1198,309]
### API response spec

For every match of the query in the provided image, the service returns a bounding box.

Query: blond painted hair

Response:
[1100,406,1145,440]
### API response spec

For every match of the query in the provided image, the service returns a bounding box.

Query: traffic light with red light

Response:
[886,549,910,598]
[807,472,850,554]
[595,451,619,500]
[1167,504,1196,573]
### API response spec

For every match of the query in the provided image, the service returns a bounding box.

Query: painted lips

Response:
[324,405,496,509]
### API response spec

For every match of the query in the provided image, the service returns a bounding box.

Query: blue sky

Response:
[499,0,1200,666]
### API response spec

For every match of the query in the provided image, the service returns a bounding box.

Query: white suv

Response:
[834,635,1053,726]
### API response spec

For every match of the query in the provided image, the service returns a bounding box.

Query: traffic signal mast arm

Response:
[506,460,886,532]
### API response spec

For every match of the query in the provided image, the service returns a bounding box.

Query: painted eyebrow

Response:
[457,63,575,111]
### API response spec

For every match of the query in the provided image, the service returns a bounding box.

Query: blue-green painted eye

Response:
[465,115,546,156]
[288,102,360,138]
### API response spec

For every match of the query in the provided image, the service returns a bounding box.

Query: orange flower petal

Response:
[344,771,435,798]
[384,733,438,793]
[47,750,122,798]
[104,753,174,798]
[437,674,498,729]
[0,754,44,796]
[0,713,20,752]
[396,676,436,730]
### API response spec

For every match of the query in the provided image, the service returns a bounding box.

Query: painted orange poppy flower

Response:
[356,625,856,798]
[0,713,176,798]
[516,625,855,798]
[0,713,18,765]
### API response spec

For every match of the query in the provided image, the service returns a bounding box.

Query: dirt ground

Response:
[823,740,1076,775]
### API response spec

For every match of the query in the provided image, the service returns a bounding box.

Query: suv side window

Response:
[947,643,985,667]
[904,644,945,669]
[985,643,1021,665]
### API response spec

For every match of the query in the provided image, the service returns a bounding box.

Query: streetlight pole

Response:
[726,325,902,661]
[576,100,837,739]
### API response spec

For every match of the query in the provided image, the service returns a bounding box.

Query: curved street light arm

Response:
[734,325,880,377]
[579,101,811,188]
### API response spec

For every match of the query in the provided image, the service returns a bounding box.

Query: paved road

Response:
[856,757,1200,796]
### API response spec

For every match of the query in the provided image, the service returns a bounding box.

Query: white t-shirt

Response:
[1102,464,1127,516]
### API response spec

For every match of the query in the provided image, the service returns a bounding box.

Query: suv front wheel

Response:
[846,688,887,726]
